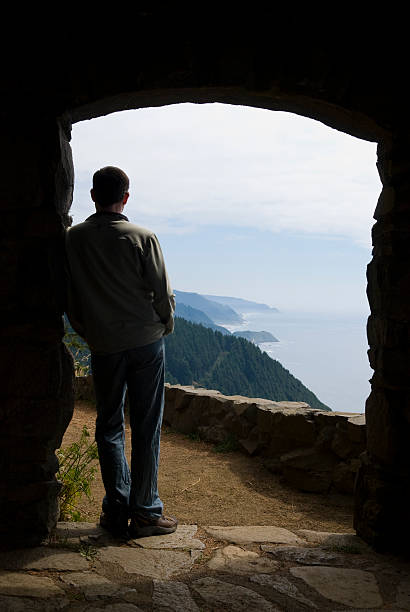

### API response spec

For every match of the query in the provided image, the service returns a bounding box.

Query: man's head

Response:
[91,166,130,209]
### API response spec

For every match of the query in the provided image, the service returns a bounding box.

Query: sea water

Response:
[225,311,371,414]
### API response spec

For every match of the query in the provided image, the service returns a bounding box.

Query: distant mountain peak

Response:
[174,290,243,325]
[203,294,279,313]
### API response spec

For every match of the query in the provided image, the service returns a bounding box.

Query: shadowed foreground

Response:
[0,521,408,610]
[65,402,353,532]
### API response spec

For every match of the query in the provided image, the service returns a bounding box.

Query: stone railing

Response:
[74,378,366,495]
[164,385,366,495]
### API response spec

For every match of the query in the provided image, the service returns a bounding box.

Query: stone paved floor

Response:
[0,522,409,610]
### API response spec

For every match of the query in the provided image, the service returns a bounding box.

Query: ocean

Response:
[224,311,371,414]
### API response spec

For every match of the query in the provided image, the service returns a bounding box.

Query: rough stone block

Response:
[153,580,199,612]
[192,577,274,611]
[97,547,198,580]
[0,479,61,547]
[261,544,345,565]
[289,566,383,608]
[315,425,337,451]
[257,408,316,455]
[238,428,261,455]
[0,397,72,440]
[0,341,74,402]
[367,314,410,349]
[280,447,339,493]
[222,410,255,440]
[203,526,302,545]
[249,573,317,608]
[59,572,131,600]
[365,390,404,464]
[374,185,395,219]
[296,529,369,552]
[0,572,65,598]
[0,137,44,210]
[131,524,204,550]
[313,412,346,429]
[55,522,105,544]
[0,548,89,571]
[197,424,227,443]
[346,414,366,444]
[331,428,354,459]
[333,459,360,494]
[207,545,279,574]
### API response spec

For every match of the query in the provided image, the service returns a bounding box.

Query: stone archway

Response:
[0,25,408,553]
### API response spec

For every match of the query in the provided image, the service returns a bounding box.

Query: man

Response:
[65,166,177,538]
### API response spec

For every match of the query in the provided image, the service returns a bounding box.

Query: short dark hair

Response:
[92,166,129,207]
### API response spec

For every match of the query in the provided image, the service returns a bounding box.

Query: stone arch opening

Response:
[1,49,406,553]
[66,91,394,553]
[70,102,377,415]
[68,92,405,554]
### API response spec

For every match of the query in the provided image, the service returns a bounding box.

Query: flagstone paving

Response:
[203,525,303,545]
[296,529,370,552]
[0,522,408,610]
[261,544,345,565]
[130,525,205,550]
[207,545,279,575]
[152,580,199,612]
[249,574,318,609]
[290,566,383,608]
[0,548,90,571]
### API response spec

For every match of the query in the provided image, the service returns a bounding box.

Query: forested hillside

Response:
[165,318,330,411]
[64,316,330,411]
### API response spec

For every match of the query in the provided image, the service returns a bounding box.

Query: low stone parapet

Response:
[73,378,366,495]
[164,385,366,495]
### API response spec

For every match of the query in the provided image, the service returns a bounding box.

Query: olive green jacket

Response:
[65,211,175,354]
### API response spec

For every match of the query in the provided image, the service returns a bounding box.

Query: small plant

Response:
[213,434,239,454]
[47,533,97,562]
[79,542,98,561]
[57,425,99,521]
[63,324,91,377]
[69,510,83,522]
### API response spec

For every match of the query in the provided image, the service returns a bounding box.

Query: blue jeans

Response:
[91,338,165,519]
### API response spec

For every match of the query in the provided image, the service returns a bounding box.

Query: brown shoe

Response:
[128,513,178,538]
[99,510,129,539]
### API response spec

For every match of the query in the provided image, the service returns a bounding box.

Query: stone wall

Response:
[75,378,365,496]
[353,135,410,552]
[0,117,75,548]
[164,386,366,496]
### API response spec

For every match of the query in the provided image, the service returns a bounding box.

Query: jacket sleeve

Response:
[143,234,175,336]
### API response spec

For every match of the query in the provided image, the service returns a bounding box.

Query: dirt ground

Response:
[60,402,354,533]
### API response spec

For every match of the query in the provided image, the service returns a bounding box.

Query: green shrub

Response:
[57,425,99,521]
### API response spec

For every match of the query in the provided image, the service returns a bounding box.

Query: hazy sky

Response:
[71,103,380,314]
